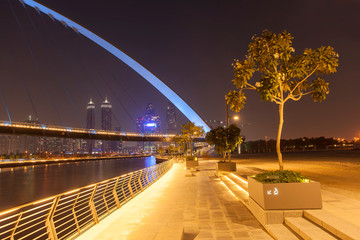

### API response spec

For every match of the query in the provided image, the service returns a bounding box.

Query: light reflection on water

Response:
[0,156,156,211]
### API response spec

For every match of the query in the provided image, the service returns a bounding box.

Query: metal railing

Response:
[0,160,173,240]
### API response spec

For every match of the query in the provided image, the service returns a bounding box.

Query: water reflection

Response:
[0,156,156,211]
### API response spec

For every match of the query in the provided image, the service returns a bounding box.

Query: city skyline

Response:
[0,1,359,140]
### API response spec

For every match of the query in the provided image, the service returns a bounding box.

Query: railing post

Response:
[45,196,60,240]
[72,193,81,234]
[138,170,144,191]
[127,173,134,198]
[151,167,156,182]
[145,168,150,186]
[112,178,121,208]
[89,185,99,224]
[10,213,22,240]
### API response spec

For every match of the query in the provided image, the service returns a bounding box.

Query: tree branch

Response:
[287,91,313,102]
[289,65,319,95]
[272,98,282,104]
[246,83,257,90]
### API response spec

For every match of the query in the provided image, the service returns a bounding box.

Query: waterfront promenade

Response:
[77,160,273,240]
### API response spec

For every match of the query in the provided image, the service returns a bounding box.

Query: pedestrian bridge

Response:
[0,121,205,142]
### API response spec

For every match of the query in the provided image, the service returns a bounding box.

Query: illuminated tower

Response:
[101,97,112,152]
[166,103,177,134]
[86,99,95,153]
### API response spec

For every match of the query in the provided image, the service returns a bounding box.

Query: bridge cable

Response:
[0,19,40,120]
[96,67,138,128]
[0,85,12,123]
[23,6,83,125]
[85,58,137,126]
[109,72,143,115]
[38,12,95,127]
[7,0,65,126]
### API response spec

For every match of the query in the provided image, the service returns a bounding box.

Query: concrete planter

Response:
[216,162,236,172]
[186,160,199,169]
[248,177,322,210]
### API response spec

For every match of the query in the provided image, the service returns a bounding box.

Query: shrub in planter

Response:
[248,170,322,210]
[254,170,309,183]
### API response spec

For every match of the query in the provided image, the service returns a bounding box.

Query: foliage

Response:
[177,121,205,158]
[253,170,309,183]
[243,136,339,153]
[167,145,178,156]
[205,124,242,162]
[226,30,339,170]
[158,147,164,155]
[174,134,188,154]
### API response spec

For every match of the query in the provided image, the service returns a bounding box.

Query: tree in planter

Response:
[205,124,242,162]
[226,30,339,170]
[178,121,205,160]
[175,134,188,157]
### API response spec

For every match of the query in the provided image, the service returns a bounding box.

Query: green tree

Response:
[205,124,242,162]
[178,121,205,159]
[158,146,164,155]
[175,134,188,156]
[167,145,177,156]
[226,30,339,170]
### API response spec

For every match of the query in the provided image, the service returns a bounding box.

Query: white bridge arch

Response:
[20,0,210,132]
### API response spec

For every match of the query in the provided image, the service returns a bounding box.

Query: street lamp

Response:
[226,100,239,127]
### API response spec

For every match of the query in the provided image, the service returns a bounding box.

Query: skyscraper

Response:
[136,103,161,134]
[136,103,161,153]
[101,97,112,152]
[166,103,177,134]
[86,99,95,153]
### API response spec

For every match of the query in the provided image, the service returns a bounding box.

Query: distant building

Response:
[21,115,41,154]
[115,127,123,153]
[101,97,112,152]
[136,103,161,134]
[166,103,177,134]
[86,99,95,153]
[136,103,161,153]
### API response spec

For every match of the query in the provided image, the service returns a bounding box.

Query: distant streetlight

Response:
[226,100,240,127]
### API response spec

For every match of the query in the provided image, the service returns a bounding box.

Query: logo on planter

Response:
[266,188,279,196]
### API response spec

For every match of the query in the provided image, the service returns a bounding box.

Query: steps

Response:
[265,224,300,240]
[220,173,249,204]
[219,172,360,240]
[285,217,338,240]
[304,210,360,240]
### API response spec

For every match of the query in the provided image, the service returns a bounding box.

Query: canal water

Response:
[0,156,156,211]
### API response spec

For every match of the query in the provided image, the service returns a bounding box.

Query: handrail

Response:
[0,159,173,240]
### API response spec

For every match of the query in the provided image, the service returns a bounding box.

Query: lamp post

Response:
[225,101,239,127]
[225,101,241,154]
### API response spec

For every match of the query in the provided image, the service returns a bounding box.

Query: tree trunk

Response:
[276,103,284,170]
[228,151,231,162]
[190,139,193,158]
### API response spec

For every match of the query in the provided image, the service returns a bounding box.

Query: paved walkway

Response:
[321,190,360,228]
[77,161,272,240]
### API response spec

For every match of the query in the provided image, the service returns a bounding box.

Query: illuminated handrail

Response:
[0,159,173,240]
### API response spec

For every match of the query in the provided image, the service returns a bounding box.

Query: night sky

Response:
[0,0,359,140]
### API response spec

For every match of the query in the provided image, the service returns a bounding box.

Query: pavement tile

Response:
[76,161,271,240]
